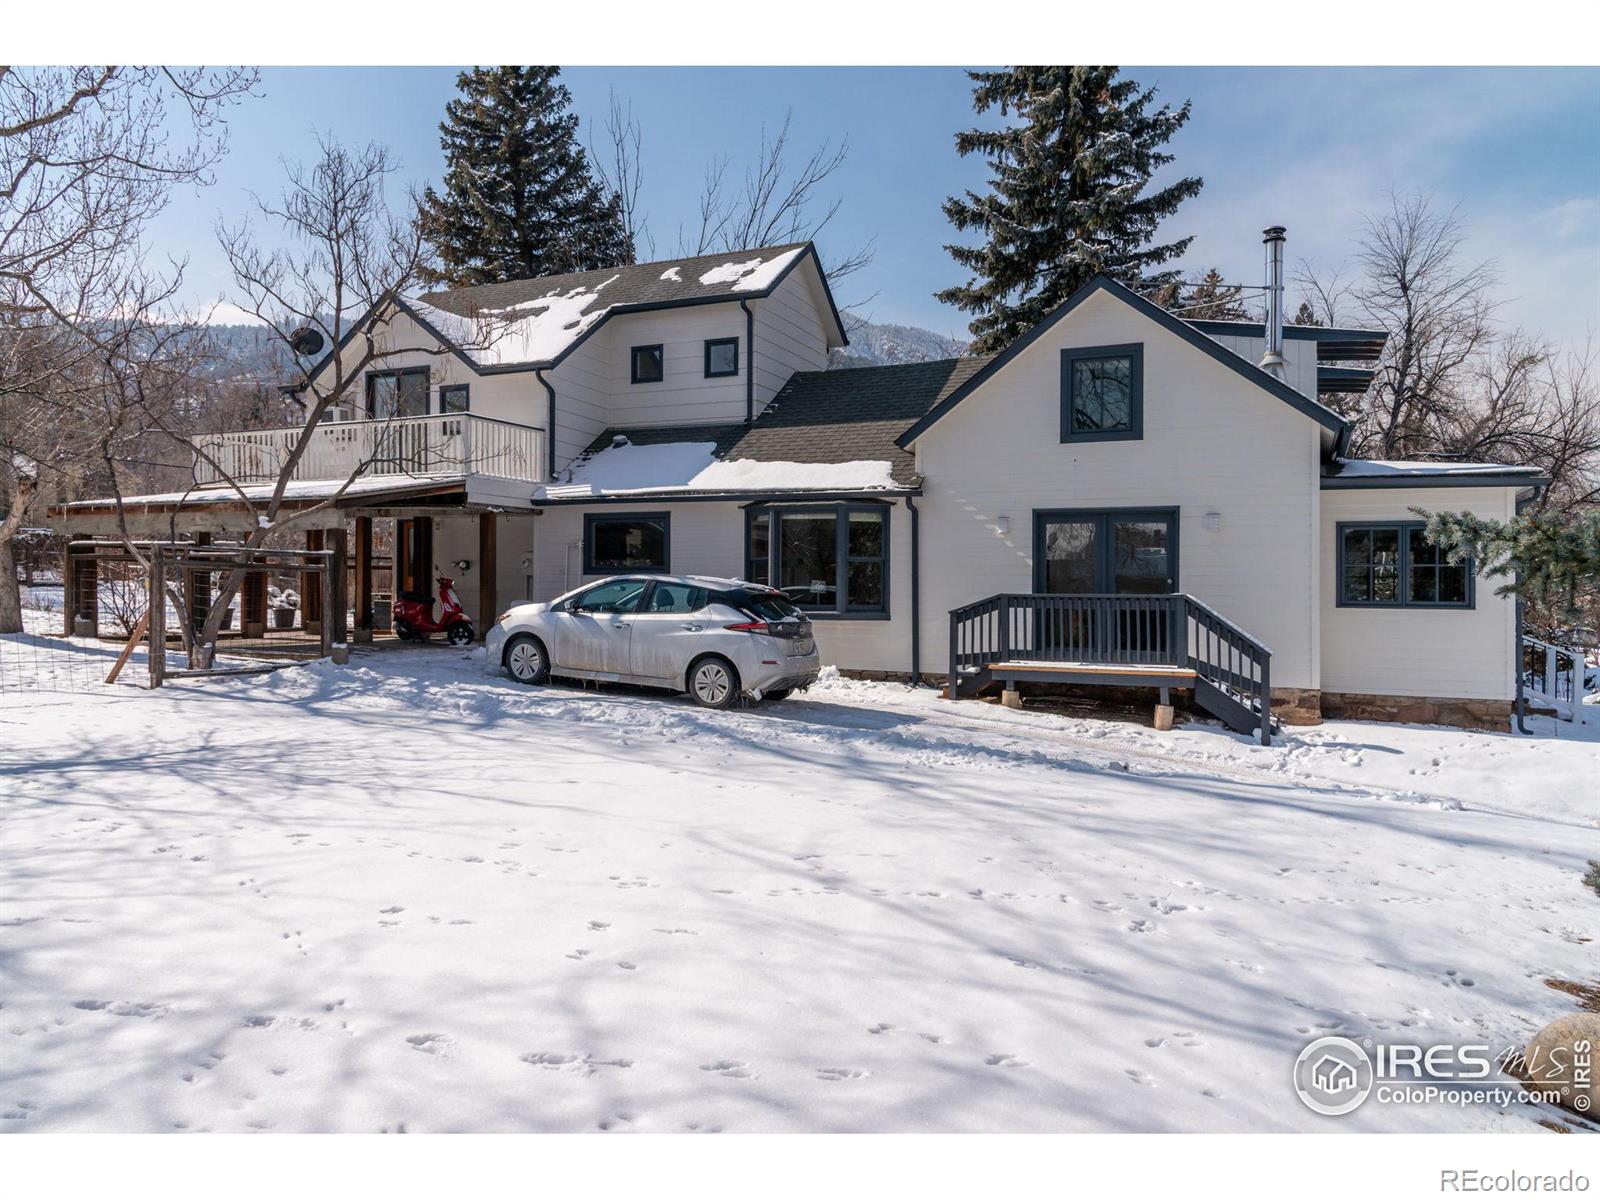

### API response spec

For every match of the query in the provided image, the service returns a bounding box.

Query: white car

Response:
[485,574,821,709]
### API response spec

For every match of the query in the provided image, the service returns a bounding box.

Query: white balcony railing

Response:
[193,414,547,487]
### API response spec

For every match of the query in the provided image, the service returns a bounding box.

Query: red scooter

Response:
[392,575,475,646]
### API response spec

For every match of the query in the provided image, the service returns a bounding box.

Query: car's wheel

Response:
[762,688,792,703]
[687,655,740,709]
[447,622,474,647]
[504,634,550,685]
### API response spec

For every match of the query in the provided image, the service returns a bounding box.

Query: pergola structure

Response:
[49,477,511,646]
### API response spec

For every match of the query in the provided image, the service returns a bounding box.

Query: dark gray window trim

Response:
[1335,520,1475,609]
[896,274,1348,449]
[1060,343,1144,443]
[704,336,739,379]
[439,383,470,413]
[364,365,430,418]
[630,344,665,385]
[1031,506,1180,594]
[745,502,891,619]
[583,511,671,576]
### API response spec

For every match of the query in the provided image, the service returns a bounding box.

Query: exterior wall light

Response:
[1203,511,1222,533]
[995,514,1010,536]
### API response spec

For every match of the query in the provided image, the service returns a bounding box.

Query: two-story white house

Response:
[55,236,1546,734]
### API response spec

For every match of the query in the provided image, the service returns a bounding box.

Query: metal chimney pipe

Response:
[1260,225,1287,378]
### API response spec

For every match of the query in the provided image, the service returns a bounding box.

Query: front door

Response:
[1033,509,1179,660]
[551,577,647,674]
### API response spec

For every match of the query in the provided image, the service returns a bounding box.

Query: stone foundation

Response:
[1320,691,1512,732]
[1271,687,1322,726]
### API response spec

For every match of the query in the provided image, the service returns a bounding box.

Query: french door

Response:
[1033,509,1180,661]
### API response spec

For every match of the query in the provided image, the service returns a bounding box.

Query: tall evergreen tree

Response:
[1177,268,1250,320]
[418,66,632,288]
[938,67,1203,353]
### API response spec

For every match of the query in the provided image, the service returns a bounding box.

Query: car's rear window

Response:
[716,589,804,622]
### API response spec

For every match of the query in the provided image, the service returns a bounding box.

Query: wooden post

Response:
[148,550,166,689]
[188,531,212,637]
[353,516,374,642]
[61,538,76,636]
[241,569,268,637]
[416,518,434,593]
[318,556,334,659]
[65,537,99,637]
[394,517,411,599]
[477,513,498,641]
[302,529,325,633]
[326,527,349,644]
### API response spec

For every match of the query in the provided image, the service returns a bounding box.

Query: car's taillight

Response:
[724,620,772,635]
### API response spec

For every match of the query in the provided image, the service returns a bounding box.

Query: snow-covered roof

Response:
[1323,459,1548,488]
[56,474,465,512]
[403,243,839,372]
[538,439,898,501]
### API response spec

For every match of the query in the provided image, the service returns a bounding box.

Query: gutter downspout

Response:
[739,300,755,424]
[1513,484,1543,735]
[905,494,921,686]
[535,369,556,480]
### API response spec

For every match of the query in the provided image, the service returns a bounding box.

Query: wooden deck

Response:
[987,661,1198,689]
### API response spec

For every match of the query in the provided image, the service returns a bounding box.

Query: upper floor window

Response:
[630,344,664,384]
[367,367,429,420]
[584,511,670,574]
[704,337,739,378]
[1060,344,1143,442]
[439,384,469,414]
[1338,522,1473,608]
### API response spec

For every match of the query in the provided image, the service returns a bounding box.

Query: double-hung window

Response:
[1060,344,1143,442]
[1338,522,1473,608]
[744,505,889,617]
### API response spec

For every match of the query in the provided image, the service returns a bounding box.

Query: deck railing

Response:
[1522,634,1584,721]
[193,414,547,486]
[948,592,1273,742]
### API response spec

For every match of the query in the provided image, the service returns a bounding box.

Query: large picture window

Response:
[584,512,670,575]
[744,506,889,616]
[1060,344,1143,442]
[1337,522,1473,608]
[366,368,429,419]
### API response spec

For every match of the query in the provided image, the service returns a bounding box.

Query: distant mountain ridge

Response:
[830,319,970,370]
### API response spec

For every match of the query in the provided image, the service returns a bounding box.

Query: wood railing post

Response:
[948,609,959,698]
[998,595,1011,664]
[1258,654,1272,746]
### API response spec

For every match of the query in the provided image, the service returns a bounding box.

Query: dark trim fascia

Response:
[1185,319,1388,344]
[896,275,1348,449]
[906,493,921,683]
[1060,342,1144,443]
[738,302,754,423]
[535,369,556,479]
[535,488,917,508]
[1322,472,1549,490]
[1334,520,1475,610]
[582,510,672,576]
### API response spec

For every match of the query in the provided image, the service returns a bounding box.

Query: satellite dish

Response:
[288,326,326,357]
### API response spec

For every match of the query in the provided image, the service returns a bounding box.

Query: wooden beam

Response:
[148,551,166,689]
[353,516,374,636]
[326,526,349,644]
[302,529,325,630]
[477,514,498,641]
[105,610,151,685]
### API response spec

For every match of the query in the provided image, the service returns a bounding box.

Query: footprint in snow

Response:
[867,1023,892,1035]
[700,1060,755,1079]
[816,1067,869,1082]
[406,1033,451,1055]
[588,920,610,931]
[380,906,404,914]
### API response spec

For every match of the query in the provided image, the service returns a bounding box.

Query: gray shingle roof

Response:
[418,242,819,323]
[569,356,994,491]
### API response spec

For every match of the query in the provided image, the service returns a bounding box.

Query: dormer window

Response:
[630,344,664,384]
[704,337,739,378]
[1060,344,1143,442]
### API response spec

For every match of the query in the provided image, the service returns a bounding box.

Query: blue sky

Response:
[155,66,1600,350]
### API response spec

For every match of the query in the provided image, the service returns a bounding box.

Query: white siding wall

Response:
[753,268,831,411]
[1319,487,1518,700]
[426,514,539,628]
[529,498,915,675]
[912,288,1325,689]
[597,305,750,429]
[1201,332,1320,400]
[314,310,547,429]
[547,333,609,474]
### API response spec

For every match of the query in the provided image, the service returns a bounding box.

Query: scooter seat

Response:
[399,589,433,604]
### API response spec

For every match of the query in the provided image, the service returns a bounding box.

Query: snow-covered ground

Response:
[1,639,1594,1133]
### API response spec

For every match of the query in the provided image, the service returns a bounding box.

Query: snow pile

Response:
[1333,459,1538,478]
[696,247,804,293]
[659,267,682,282]
[1,641,1593,1132]
[541,438,898,499]
[407,274,621,367]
